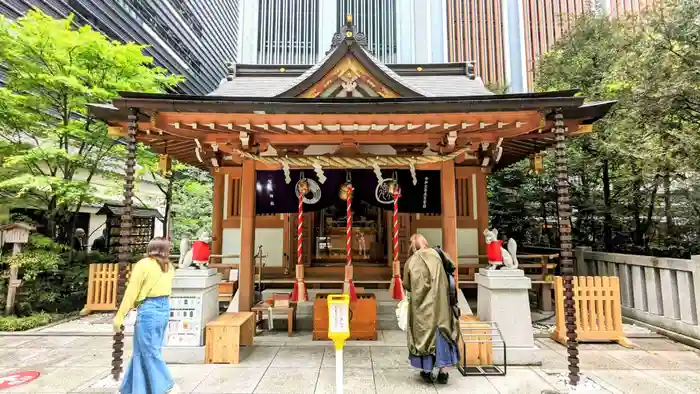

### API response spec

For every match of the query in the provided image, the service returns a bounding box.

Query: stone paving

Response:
[1,329,700,393]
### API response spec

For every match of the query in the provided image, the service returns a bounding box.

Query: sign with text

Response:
[327,294,350,347]
[0,371,40,389]
[329,303,349,333]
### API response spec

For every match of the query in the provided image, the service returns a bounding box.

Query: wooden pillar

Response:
[212,172,225,255]
[239,160,256,312]
[5,244,21,315]
[441,160,458,282]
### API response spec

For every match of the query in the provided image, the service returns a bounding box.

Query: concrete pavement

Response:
[0,330,700,393]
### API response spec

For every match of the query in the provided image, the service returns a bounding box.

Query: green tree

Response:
[492,2,700,257]
[170,167,213,251]
[0,10,182,243]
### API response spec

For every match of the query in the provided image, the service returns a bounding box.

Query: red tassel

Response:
[290,281,300,302]
[347,279,358,302]
[391,276,404,300]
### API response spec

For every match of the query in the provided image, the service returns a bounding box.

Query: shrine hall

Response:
[90,16,614,312]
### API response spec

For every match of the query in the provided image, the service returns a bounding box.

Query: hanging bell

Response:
[339,183,351,201]
[297,178,310,195]
[531,153,544,174]
[387,179,399,195]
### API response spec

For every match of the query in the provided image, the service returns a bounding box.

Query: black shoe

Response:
[420,371,435,383]
[436,372,449,384]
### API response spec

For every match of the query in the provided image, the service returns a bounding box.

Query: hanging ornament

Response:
[372,162,384,183]
[194,139,203,163]
[282,159,291,184]
[296,172,310,195]
[312,161,326,184]
[339,171,352,201]
[531,153,544,174]
[389,186,405,300]
[290,178,308,302]
[387,171,399,195]
[344,182,357,301]
[409,162,418,185]
[158,154,172,176]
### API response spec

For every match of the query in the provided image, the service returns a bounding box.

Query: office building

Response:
[238,0,656,93]
[0,0,241,95]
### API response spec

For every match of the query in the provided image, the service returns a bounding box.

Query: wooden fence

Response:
[80,263,131,315]
[552,276,631,347]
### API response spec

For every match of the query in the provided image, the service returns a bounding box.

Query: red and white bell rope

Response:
[291,192,308,301]
[343,184,358,301]
[389,188,405,300]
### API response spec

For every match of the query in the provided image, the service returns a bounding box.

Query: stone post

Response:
[476,268,540,365]
[575,246,593,276]
[691,256,700,327]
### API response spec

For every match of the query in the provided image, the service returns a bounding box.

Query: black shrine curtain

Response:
[254,169,441,214]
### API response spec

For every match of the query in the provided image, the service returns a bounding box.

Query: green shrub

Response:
[0,312,61,331]
[1,234,117,316]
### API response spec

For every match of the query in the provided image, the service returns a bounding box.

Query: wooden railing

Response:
[576,247,700,342]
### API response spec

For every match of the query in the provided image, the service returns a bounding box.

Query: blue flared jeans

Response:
[120,296,174,394]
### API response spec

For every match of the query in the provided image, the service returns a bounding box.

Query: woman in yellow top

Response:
[113,237,178,394]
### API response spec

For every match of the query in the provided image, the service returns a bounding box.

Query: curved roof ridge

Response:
[356,46,432,97]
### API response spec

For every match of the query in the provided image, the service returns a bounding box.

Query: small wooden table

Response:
[252,301,297,337]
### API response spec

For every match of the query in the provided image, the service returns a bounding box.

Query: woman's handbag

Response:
[396,298,409,331]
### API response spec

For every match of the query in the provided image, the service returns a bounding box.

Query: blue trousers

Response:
[120,296,174,394]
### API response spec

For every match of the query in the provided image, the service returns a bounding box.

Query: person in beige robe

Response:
[403,234,460,384]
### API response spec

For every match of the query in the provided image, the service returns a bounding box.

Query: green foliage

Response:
[0,313,50,331]
[3,235,65,281]
[171,167,213,250]
[0,10,182,239]
[0,312,60,331]
[0,233,99,315]
[492,2,700,258]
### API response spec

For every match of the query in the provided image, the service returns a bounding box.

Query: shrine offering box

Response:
[312,293,377,340]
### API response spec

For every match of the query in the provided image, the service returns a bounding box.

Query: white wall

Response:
[416,228,442,249]
[222,227,284,267]
[222,228,242,265]
[457,228,479,264]
[416,227,479,263]
[255,228,285,267]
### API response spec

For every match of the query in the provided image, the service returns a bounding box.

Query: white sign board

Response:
[328,303,349,333]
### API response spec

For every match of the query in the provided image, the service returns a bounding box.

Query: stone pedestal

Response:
[476,268,540,365]
[164,268,221,364]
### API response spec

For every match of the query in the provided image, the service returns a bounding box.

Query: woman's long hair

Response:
[146,237,171,272]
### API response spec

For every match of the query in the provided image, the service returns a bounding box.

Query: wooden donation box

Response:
[313,293,377,340]
[205,312,255,364]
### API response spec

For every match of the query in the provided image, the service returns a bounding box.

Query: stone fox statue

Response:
[178,232,212,269]
[483,228,518,270]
